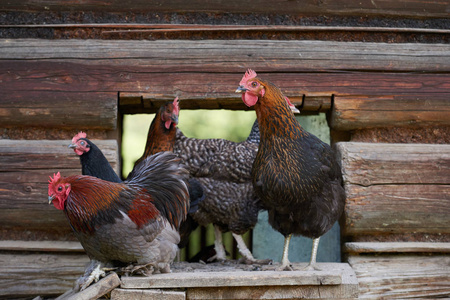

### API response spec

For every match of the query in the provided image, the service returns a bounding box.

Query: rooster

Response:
[136,97,205,249]
[48,152,190,290]
[236,69,345,270]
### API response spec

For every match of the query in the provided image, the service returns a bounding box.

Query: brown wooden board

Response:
[0,93,118,130]
[0,252,89,298]
[0,0,448,18]
[336,142,450,236]
[330,95,450,130]
[348,255,450,299]
[0,139,120,231]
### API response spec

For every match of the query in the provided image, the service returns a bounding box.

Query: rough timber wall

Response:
[0,1,449,298]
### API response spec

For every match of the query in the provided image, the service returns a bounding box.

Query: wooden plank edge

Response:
[0,240,85,253]
[120,267,346,289]
[344,242,450,254]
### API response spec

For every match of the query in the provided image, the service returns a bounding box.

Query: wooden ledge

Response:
[121,263,352,289]
[118,263,358,299]
[0,240,84,253]
[345,242,450,254]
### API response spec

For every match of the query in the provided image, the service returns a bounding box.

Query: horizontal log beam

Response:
[336,142,450,235]
[0,240,84,252]
[330,95,450,130]
[348,255,450,299]
[0,0,448,18]
[344,242,450,254]
[0,252,89,298]
[0,140,120,230]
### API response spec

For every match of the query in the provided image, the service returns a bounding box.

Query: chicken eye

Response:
[57,186,63,192]
[80,141,85,146]
[251,82,258,87]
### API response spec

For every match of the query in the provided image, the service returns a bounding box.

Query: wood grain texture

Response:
[0,252,89,298]
[1,39,448,116]
[344,242,450,254]
[336,142,450,235]
[112,289,186,300]
[0,0,448,17]
[120,263,358,299]
[331,95,450,130]
[0,240,84,252]
[0,139,120,230]
[348,255,450,299]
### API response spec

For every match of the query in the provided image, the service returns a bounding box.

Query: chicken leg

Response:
[303,237,321,271]
[232,233,272,265]
[277,234,293,271]
[208,225,227,262]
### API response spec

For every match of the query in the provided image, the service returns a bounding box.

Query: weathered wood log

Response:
[348,255,450,299]
[0,240,84,252]
[119,263,358,300]
[336,142,450,236]
[61,272,121,300]
[0,93,118,130]
[0,0,447,18]
[344,242,450,254]
[1,39,448,116]
[112,289,186,300]
[2,39,448,73]
[330,95,450,130]
[0,139,119,230]
[0,252,89,298]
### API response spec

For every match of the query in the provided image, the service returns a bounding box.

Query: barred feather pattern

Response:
[251,78,346,239]
[173,122,263,235]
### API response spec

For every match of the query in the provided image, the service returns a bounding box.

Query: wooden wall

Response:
[0,1,449,298]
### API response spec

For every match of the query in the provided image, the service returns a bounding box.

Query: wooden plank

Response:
[112,289,186,300]
[0,252,89,298]
[0,240,84,252]
[336,142,450,235]
[348,255,450,299]
[0,93,117,130]
[0,139,119,230]
[336,143,450,186]
[0,0,448,18]
[62,273,121,300]
[120,268,342,289]
[330,95,450,130]
[345,242,450,254]
[2,39,448,73]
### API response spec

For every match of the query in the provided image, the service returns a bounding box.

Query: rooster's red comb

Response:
[240,69,258,86]
[71,131,87,144]
[48,172,61,185]
[173,97,180,115]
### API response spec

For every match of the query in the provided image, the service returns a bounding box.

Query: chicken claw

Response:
[74,260,108,291]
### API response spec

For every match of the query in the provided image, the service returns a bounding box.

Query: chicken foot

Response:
[207,225,227,262]
[75,260,114,291]
[232,233,272,265]
[302,237,321,271]
[277,234,294,271]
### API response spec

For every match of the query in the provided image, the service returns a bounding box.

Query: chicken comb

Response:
[72,131,87,144]
[172,97,180,115]
[240,69,258,86]
[48,172,61,185]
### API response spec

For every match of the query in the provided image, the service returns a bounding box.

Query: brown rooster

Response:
[236,69,345,270]
[135,97,205,249]
[48,152,190,290]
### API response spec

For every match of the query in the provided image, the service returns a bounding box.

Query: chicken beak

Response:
[171,114,179,125]
[48,194,55,204]
[290,106,301,114]
[235,86,248,93]
[68,144,76,149]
